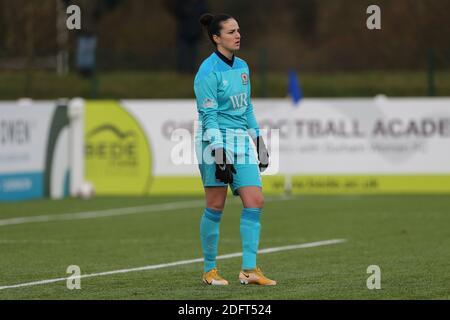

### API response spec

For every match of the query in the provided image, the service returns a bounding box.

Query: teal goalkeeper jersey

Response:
[194,51,260,151]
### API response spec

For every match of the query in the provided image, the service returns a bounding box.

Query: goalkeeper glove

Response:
[213,148,236,184]
[254,136,269,172]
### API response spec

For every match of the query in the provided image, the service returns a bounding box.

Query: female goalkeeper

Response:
[194,13,276,286]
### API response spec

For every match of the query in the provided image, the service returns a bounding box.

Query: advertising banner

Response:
[0,102,70,201]
[84,98,450,195]
[84,101,152,195]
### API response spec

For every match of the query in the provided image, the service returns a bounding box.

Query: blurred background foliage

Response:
[1,0,450,98]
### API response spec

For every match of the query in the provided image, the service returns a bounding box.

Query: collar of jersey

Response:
[215,50,235,68]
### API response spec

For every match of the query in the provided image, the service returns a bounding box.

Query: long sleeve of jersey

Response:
[194,72,224,150]
[244,73,261,140]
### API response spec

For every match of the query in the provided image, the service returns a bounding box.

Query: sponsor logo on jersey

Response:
[229,93,248,109]
[202,98,216,108]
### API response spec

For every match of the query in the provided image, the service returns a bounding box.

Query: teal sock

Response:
[200,208,223,272]
[240,208,261,270]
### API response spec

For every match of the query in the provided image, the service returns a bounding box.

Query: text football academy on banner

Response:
[83,98,450,195]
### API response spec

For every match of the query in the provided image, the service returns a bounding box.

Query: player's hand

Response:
[254,136,269,172]
[213,148,236,184]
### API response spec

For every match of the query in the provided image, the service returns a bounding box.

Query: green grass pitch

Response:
[0,195,449,299]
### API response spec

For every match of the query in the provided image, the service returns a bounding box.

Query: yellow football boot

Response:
[202,268,229,285]
[239,267,277,285]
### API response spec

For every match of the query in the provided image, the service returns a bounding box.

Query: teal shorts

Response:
[195,140,262,196]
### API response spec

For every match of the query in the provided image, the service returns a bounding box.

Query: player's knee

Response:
[208,205,225,212]
[206,200,226,212]
[256,194,264,208]
[248,194,264,208]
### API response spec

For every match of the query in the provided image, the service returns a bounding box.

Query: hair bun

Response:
[199,13,214,27]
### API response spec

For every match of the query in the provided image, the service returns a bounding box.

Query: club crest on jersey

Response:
[241,73,248,85]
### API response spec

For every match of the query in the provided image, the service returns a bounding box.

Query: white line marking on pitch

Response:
[0,239,346,290]
[0,196,293,227]
[0,200,204,227]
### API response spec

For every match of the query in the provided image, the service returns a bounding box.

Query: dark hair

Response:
[199,13,234,47]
